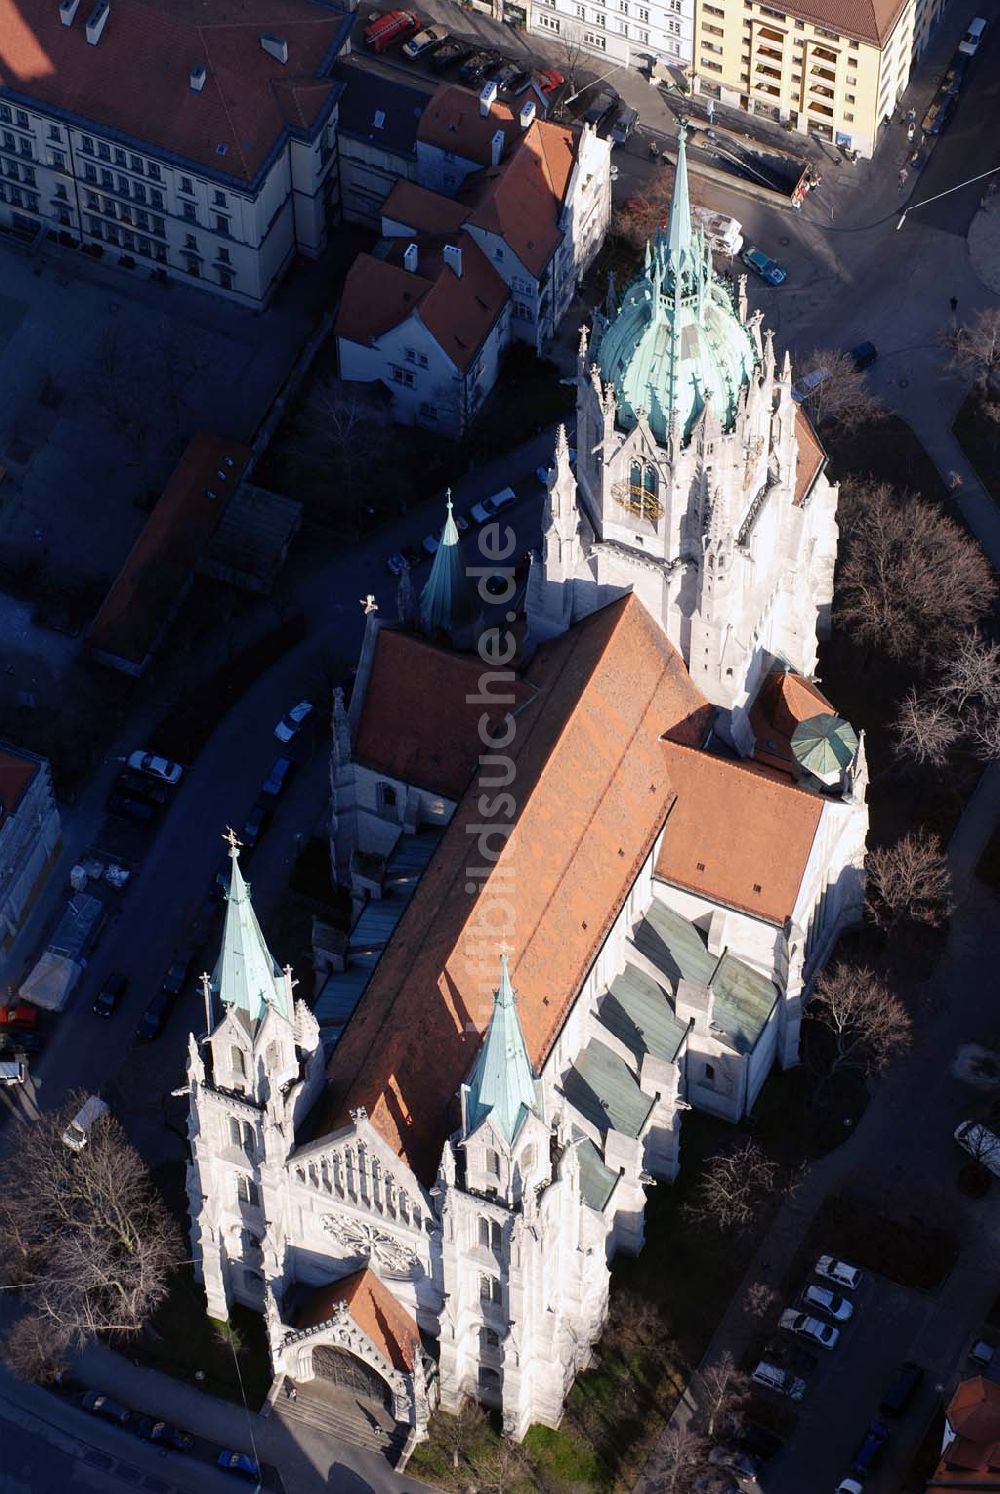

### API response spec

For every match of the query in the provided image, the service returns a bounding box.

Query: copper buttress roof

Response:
[315,595,713,1182]
[294,1267,419,1371]
[0,0,347,182]
[656,742,824,925]
[353,628,533,799]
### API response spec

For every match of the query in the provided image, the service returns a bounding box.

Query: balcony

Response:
[807,98,834,116]
[810,63,836,81]
[756,43,783,61]
[754,63,782,81]
[808,82,835,99]
[751,80,782,98]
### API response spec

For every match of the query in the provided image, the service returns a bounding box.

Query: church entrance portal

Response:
[311,1345,392,1410]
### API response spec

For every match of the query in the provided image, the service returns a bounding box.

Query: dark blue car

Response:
[851,1420,889,1475]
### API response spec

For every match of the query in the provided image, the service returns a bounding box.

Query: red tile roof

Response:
[0,747,38,817]
[295,1267,419,1372]
[794,406,827,506]
[929,1378,1000,1487]
[354,627,533,799]
[656,742,824,926]
[749,665,836,774]
[335,237,509,373]
[464,118,578,277]
[417,83,520,164]
[781,0,908,45]
[0,0,346,182]
[382,179,470,238]
[87,433,250,669]
[315,595,713,1182]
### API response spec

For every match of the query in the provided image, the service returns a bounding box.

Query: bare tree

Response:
[796,349,883,433]
[691,1352,751,1441]
[970,706,1000,763]
[0,1098,182,1380]
[686,1140,778,1234]
[431,1399,488,1471]
[932,630,1000,713]
[865,829,953,934]
[549,24,592,104]
[743,1280,779,1323]
[945,306,1000,396]
[891,686,962,769]
[808,965,912,1084]
[836,480,996,663]
[613,165,708,253]
[648,1421,710,1494]
[606,1287,666,1357]
[285,377,400,527]
[469,1433,529,1493]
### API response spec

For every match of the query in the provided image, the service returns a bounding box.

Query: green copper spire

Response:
[593,123,757,444]
[465,953,538,1144]
[213,832,291,1024]
[419,491,481,642]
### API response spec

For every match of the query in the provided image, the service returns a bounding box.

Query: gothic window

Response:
[237,1175,260,1207]
[481,1327,501,1350]
[377,781,398,817]
[704,1063,716,1085]
[230,1118,255,1158]
[479,1366,501,1391]
[231,1045,246,1077]
[478,1218,502,1252]
[485,1147,500,1176]
[266,1041,280,1072]
[520,1145,536,1175]
[615,461,663,521]
[479,1274,502,1304]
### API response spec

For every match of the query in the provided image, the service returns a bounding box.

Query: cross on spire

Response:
[360,594,379,614]
[223,826,242,853]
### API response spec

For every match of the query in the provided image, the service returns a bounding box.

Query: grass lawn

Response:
[954,390,1000,503]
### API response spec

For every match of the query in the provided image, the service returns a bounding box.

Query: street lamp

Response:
[897,161,1000,230]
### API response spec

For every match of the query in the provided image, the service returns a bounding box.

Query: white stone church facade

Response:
[184,127,869,1454]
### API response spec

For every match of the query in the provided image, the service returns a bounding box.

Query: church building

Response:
[184,126,868,1458]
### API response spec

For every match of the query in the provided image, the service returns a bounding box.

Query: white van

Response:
[691,206,744,256]
[959,16,986,54]
[751,1360,806,1400]
[63,1095,111,1152]
[955,1119,1000,1175]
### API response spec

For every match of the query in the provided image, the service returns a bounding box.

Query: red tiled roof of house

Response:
[417,82,520,164]
[781,0,908,45]
[354,627,534,799]
[749,665,836,774]
[87,433,250,669]
[295,1267,419,1371]
[381,179,470,238]
[0,747,38,816]
[0,0,346,182]
[928,1376,1000,1485]
[794,405,827,506]
[655,742,824,926]
[334,237,509,373]
[464,118,577,277]
[315,595,713,1182]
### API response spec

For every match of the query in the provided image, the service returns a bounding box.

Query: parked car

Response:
[82,1390,131,1426]
[880,1361,923,1416]
[922,91,956,135]
[814,1255,863,1290]
[429,39,473,71]
[581,86,619,130]
[261,756,294,799]
[609,105,639,145]
[274,700,313,743]
[792,366,829,403]
[137,992,170,1042]
[386,551,407,577]
[126,751,183,785]
[107,792,156,824]
[241,801,272,850]
[741,246,787,285]
[115,770,169,805]
[458,50,499,84]
[955,1119,1000,1176]
[692,206,744,257]
[504,66,531,94]
[780,1310,839,1350]
[469,486,517,525]
[530,66,565,96]
[136,1418,194,1450]
[959,14,987,53]
[708,1444,759,1477]
[850,340,878,371]
[402,23,446,58]
[0,1058,26,1086]
[750,1360,805,1399]
[422,532,440,557]
[63,1095,112,1151]
[836,1481,863,1494]
[492,60,524,91]
[217,1450,261,1480]
[162,947,196,996]
[362,8,419,52]
[0,1030,39,1056]
[851,1419,889,1475]
[801,1284,854,1321]
[0,1001,38,1030]
[93,972,127,1018]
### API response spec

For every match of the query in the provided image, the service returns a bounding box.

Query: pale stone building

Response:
[185,129,867,1456]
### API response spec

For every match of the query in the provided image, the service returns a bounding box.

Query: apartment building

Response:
[693,0,949,156]
[0,744,61,946]
[528,0,695,74]
[0,0,352,307]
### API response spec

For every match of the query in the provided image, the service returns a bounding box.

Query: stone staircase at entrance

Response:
[275,1388,408,1463]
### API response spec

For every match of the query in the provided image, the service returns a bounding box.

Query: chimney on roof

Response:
[479,80,498,116]
[59,0,80,25]
[490,128,505,168]
[260,32,289,64]
[189,64,207,92]
[443,243,462,279]
[403,243,419,274]
[85,0,109,44]
[519,98,536,131]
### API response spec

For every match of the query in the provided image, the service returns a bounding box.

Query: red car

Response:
[0,1002,38,1031]
[535,67,565,96]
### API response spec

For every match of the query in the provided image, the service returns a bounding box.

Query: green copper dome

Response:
[594,125,757,444]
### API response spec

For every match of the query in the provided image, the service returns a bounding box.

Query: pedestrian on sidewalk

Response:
[898,167,909,190]
[284,1378,298,1401]
[950,296,959,312]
